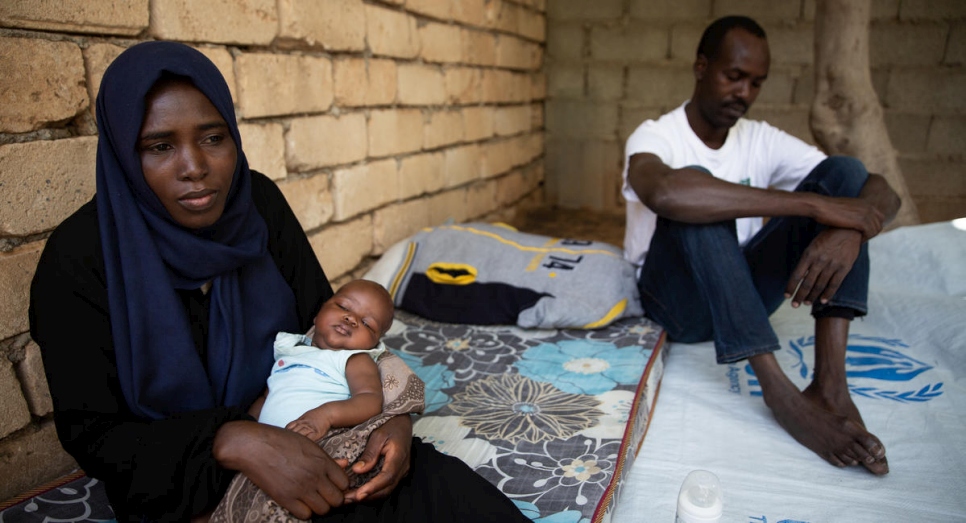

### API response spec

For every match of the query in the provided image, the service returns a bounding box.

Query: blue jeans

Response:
[636,156,871,364]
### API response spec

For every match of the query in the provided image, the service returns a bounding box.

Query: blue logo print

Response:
[748,516,810,523]
[737,335,944,402]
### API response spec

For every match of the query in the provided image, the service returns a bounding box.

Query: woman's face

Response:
[138,80,237,229]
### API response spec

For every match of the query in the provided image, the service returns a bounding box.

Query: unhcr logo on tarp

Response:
[738,334,944,402]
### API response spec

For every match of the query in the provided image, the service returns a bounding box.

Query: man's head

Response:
[691,16,770,131]
[696,16,767,62]
[312,280,394,351]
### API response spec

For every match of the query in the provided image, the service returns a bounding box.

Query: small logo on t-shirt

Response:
[739,177,751,186]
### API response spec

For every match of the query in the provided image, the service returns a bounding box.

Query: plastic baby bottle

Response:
[675,469,723,523]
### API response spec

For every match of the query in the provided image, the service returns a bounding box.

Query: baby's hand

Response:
[286,418,328,442]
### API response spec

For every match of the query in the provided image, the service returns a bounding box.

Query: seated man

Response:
[622,15,900,475]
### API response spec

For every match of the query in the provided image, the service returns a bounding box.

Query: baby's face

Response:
[312,282,393,351]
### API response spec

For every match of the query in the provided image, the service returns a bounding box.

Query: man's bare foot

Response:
[751,354,888,475]
[802,382,888,474]
[765,378,888,474]
[807,316,889,474]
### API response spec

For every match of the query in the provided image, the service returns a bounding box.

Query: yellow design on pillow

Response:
[388,242,418,300]
[582,299,628,329]
[426,263,478,285]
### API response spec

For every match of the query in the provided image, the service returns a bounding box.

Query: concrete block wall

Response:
[0,0,546,501]
[545,0,966,223]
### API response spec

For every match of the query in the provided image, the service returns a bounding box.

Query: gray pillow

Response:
[364,223,644,329]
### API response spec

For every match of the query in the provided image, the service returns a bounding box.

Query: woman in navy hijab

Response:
[30,42,528,522]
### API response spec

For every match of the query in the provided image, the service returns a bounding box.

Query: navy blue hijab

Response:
[96,41,297,419]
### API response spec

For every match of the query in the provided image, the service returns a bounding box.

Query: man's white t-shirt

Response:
[621,102,828,271]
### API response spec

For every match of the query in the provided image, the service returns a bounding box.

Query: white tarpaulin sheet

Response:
[614,220,966,522]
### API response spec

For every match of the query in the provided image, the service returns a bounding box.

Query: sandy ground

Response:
[509,206,626,248]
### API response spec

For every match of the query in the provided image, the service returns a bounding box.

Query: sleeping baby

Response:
[210,280,425,523]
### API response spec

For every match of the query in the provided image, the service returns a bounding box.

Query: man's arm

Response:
[626,152,887,239]
[857,173,901,228]
[786,173,901,307]
[628,151,902,307]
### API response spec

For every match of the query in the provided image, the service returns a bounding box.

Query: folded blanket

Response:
[209,352,425,523]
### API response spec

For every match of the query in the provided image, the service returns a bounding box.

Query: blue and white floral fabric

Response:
[0,313,665,523]
[384,310,666,523]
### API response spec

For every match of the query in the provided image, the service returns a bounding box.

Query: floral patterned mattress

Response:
[0,311,666,523]
[385,310,667,523]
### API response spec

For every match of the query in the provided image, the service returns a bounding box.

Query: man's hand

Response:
[213,421,348,519]
[786,228,863,307]
[811,196,884,241]
[343,414,413,503]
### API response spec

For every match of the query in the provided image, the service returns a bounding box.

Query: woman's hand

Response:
[343,414,413,503]
[213,420,348,519]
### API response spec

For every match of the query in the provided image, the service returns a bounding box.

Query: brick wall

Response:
[545,0,966,223]
[0,0,546,501]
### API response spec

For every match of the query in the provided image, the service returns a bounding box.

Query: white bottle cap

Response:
[675,470,723,523]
